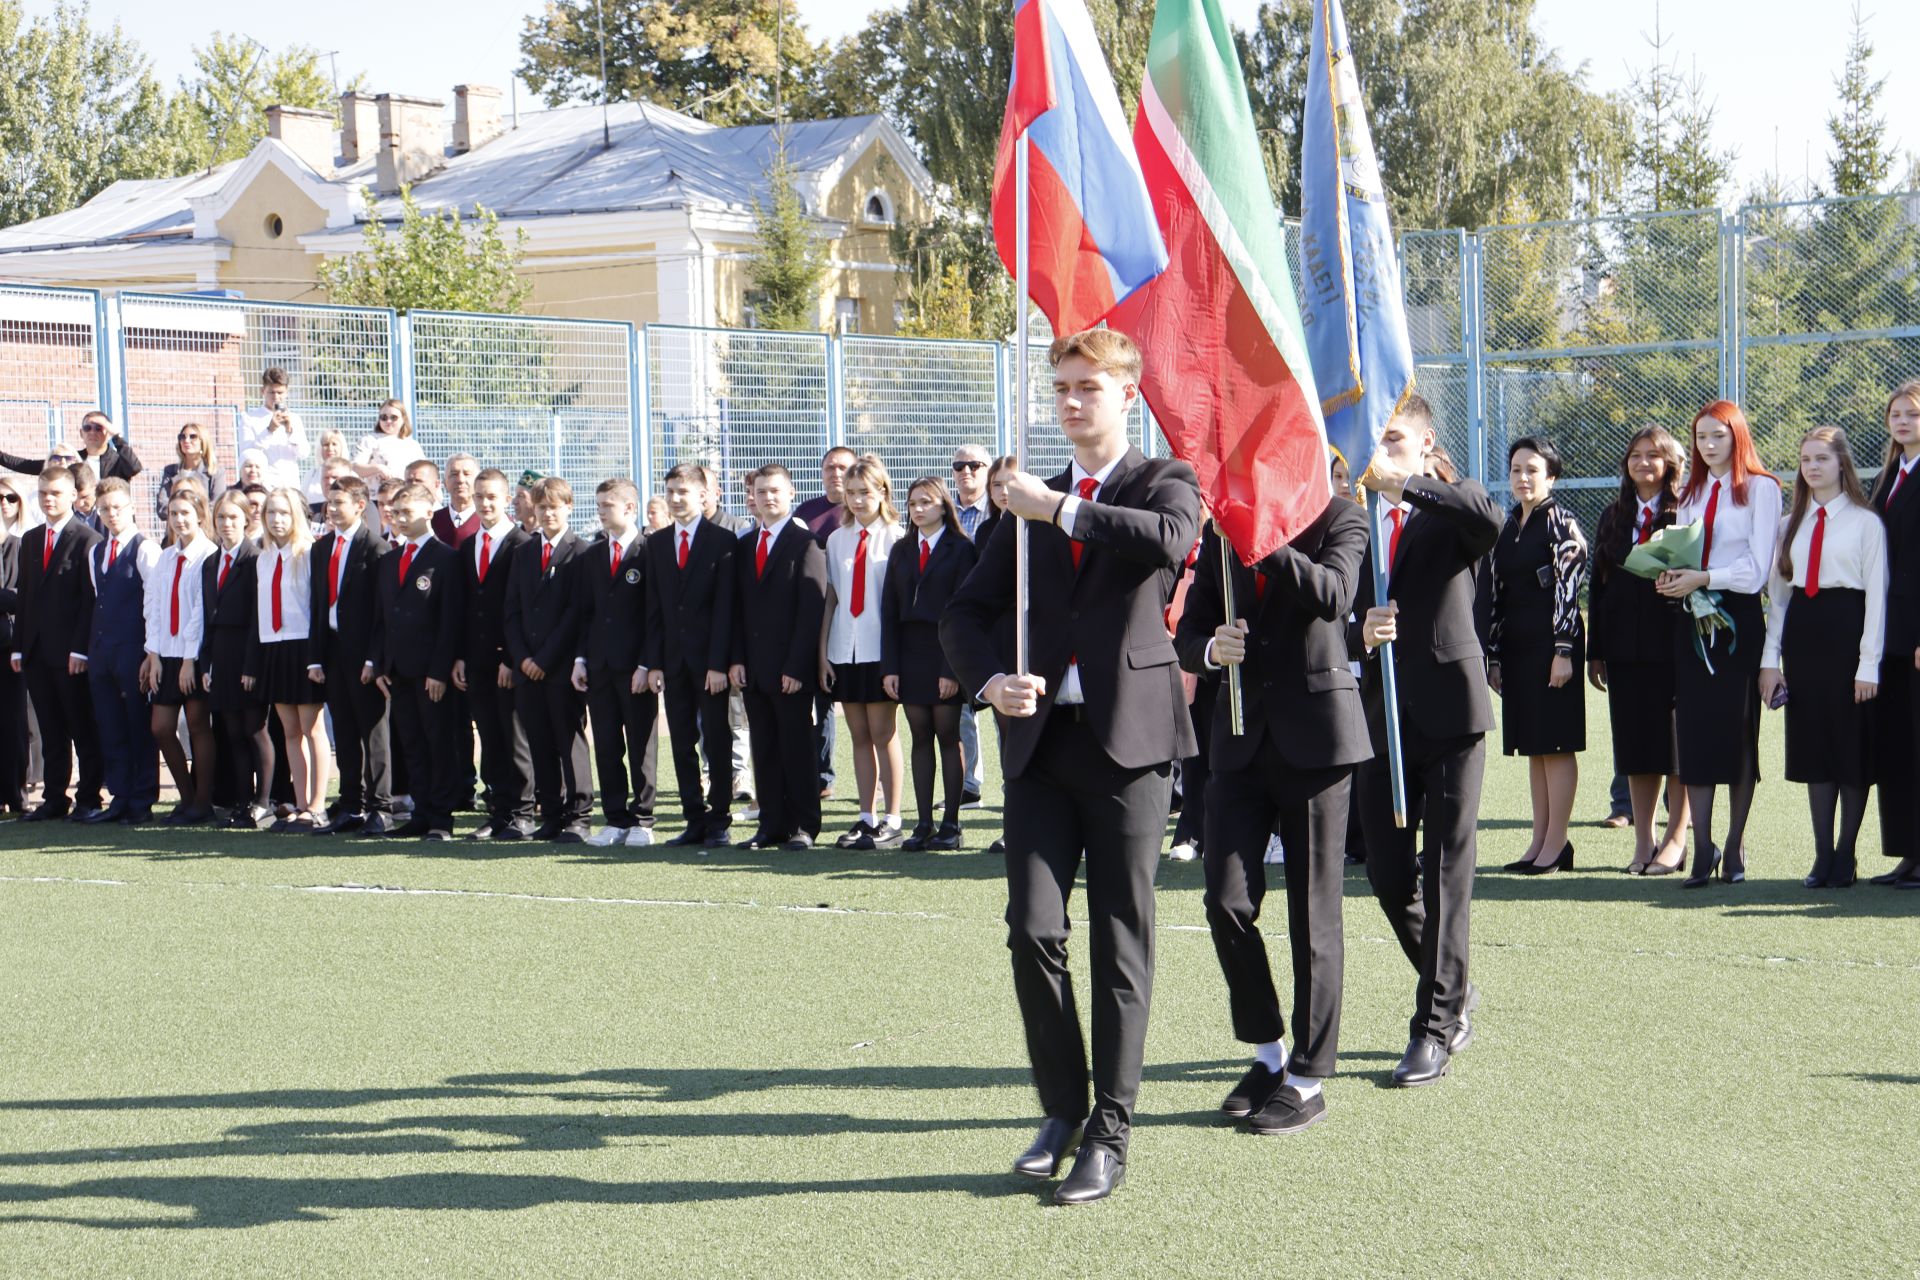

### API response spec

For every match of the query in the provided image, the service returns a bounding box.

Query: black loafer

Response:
[665,829,706,847]
[929,822,963,851]
[1247,1086,1327,1135]
[1012,1118,1081,1179]
[781,833,814,851]
[1390,1038,1451,1088]
[1220,1062,1283,1119]
[1053,1143,1125,1205]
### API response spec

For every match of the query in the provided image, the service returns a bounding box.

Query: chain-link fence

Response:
[0,284,100,471]
[840,335,1000,492]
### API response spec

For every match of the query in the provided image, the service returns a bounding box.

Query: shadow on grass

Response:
[1464,869,1920,917]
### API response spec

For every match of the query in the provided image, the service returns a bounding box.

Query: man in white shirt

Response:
[234,368,310,492]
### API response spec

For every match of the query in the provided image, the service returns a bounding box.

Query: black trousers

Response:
[469,666,532,827]
[1361,729,1484,1047]
[0,659,26,809]
[1172,686,1215,848]
[448,686,477,805]
[662,671,732,834]
[390,676,463,830]
[514,676,592,825]
[1004,711,1170,1154]
[744,683,820,840]
[1875,659,1915,861]
[325,651,391,816]
[25,654,101,812]
[586,664,658,829]
[1202,737,1349,1078]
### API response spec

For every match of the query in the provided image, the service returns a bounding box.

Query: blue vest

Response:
[90,532,147,660]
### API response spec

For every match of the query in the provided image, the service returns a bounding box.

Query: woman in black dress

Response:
[882,476,978,851]
[200,490,273,828]
[1587,426,1692,874]
[1489,436,1588,875]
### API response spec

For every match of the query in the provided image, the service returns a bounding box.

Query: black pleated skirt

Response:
[259,638,323,707]
[203,624,260,714]
[831,660,888,704]
[1673,589,1763,785]
[1781,587,1873,785]
[1606,659,1677,777]
[148,656,208,708]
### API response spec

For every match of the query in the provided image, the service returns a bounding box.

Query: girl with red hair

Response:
[1656,401,1782,887]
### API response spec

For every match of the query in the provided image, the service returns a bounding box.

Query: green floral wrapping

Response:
[1620,522,1737,673]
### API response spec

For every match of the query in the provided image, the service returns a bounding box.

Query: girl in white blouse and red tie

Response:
[1759,426,1887,889]
[142,488,218,824]
[1656,401,1782,887]
[821,455,906,849]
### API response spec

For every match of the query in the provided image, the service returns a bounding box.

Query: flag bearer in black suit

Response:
[1353,395,1502,1089]
[10,464,104,821]
[372,482,463,841]
[505,477,593,842]
[642,463,737,848]
[572,477,658,849]
[307,476,394,836]
[452,469,534,841]
[1174,495,1371,1136]
[940,329,1202,1206]
[729,464,828,851]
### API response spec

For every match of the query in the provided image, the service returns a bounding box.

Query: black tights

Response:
[152,701,215,811]
[1687,773,1758,875]
[218,706,274,809]
[903,703,962,828]
[1808,781,1869,867]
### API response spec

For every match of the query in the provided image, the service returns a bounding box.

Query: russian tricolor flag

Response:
[991,0,1167,335]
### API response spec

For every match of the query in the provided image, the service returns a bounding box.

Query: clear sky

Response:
[31,0,1917,204]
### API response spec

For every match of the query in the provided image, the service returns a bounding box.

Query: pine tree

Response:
[742,139,828,331]
[1826,3,1893,198]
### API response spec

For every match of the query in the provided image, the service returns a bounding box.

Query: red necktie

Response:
[1701,480,1721,569]
[169,555,184,635]
[1805,508,1826,598]
[677,530,689,570]
[850,529,869,617]
[1388,508,1406,571]
[611,540,622,579]
[106,537,117,569]
[1254,570,1268,604]
[328,536,344,607]
[1891,465,1910,504]
[540,540,552,575]
[218,553,232,593]
[1637,507,1654,544]
[270,553,284,633]
[42,529,52,573]
[1069,476,1099,569]
[477,531,491,584]
[756,529,770,579]
[397,541,417,585]
[919,537,931,574]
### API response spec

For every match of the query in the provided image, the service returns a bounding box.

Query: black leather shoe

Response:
[988,838,1007,854]
[1220,1062,1284,1119]
[1390,1039,1451,1088]
[665,828,707,847]
[737,830,776,849]
[1829,857,1857,888]
[1012,1119,1082,1179]
[1894,873,1920,890]
[119,806,154,826]
[781,833,814,851]
[314,813,367,836]
[389,819,433,839]
[489,823,531,842]
[1519,841,1574,875]
[1247,1086,1327,1136]
[869,823,901,849]
[1682,845,1721,889]
[1053,1144,1125,1205]
[21,803,67,823]
[929,822,963,851]
[554,824,589,844]
[901,823,933,851]
[68,807,106,824]
[530,822,564,842]
[1870,862,1916,885]
[167,804,214,826]
[835,821,871,849]
[702,828,733,848]
[1448,1015,1475,1055]
[83,800,128,825]
[354,814,393,838]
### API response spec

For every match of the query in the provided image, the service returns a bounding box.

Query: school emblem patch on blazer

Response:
[624,567,641,584]
[415,575,431,592]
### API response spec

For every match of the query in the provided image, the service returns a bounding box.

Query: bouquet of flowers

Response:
[1621,522,1737,673]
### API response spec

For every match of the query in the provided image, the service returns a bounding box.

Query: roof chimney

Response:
[339,92,379,165]
[453,85,504,155]
[266,105,335,175]
[374,94,446,194]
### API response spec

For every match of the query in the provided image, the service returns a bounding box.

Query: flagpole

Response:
[1214,521,1244,736]
[1014,130,1032,677]
[1364,486,1409,828]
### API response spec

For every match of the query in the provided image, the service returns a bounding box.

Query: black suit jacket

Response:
[1176,501,1372,773]
[0,441,142,481]
[577,533,648,672]
[1876,466,1920,659]
[642,519,736,677]
[373,539,460,682]
[1352,475,1502,744]
[307,523,389,669]
[198,541,259,663]
[732,521,827,691]
[16,518,102,664]
[941,447,1201,775]
[882,529,976,682]
[504,531,588,680]
[0,535,17,651]
[453,525,529,679]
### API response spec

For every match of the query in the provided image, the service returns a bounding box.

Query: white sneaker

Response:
[1264,834,1286,864]
[585,826,629,847]
[624,826,655,847]
[1167,840,1199,862]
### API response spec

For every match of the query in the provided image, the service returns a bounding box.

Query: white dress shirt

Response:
[1762,492,1888,683]
[351,431,425,480]
[826,517,903,664]
[144,535,216,659]
[236,406,311,492]
[255,542,313,643]
[1674,470,1782,596]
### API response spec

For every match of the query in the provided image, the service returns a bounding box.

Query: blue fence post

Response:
[825,332,844,453]
[1462,229,1487,486]
[95,290,125,430]
[634,323,652,500]
[389,308,411,420]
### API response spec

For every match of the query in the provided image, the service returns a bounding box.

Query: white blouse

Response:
[144,536,216,659]
[1762,493,1888,683]
[351,431,425,480]
[255,543,314,643]
[236,406,311,492]
[1674,470,1783,596]
[825,518,903,665]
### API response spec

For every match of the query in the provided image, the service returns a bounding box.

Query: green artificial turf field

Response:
[1,694,1916,1277]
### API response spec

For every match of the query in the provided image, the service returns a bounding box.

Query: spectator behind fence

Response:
[156,423,222,524]
[304,430,349,509]
[437,454,481,547]
[352,399,425,486]
[0,411,141,484]
[237,368,310,492]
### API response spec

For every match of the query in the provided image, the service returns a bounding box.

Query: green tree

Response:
[0,0,199,228]
[175,33,344,168]
[897,260,976,338]
[1825,2,1892,197]
[742,139,828,330]
[316,189,530,314]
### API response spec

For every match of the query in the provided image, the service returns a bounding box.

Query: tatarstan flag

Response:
[1108,0,1330,562]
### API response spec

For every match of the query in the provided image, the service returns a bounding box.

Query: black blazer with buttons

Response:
[16,518,101,665]
[0,535,17,652]
[453,525,529,681]
[642,519,736,678]
[1874,464,1920,660]
[882,528,976,685]
[373,538,460,682]
[1351,475,1502,745]
[732,520,828,692]
[504,531,587,682]
[307,523,388,670]
[941,446,1202,776]
[198,539,260,669]
[1176,499,1372,774]
[577,533,648,672]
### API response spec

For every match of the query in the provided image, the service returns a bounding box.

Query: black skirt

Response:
[1673,589,1764,785]
[1874,661,1915,858]
[1605,659,1677,777]
[149,655,207,708]
[1781,587,1873,785]
[893,623,959,705]
[259,638,323,707]
[203,624,260,714]
[832,660,889,704]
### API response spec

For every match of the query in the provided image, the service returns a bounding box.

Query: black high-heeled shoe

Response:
[1804,850,1833,889]
[1829,855,1857,888]
[1520,841,1574,876]
[1683,844,1720,889]
[1503,850,1543,872]
[1720,845,1745,884]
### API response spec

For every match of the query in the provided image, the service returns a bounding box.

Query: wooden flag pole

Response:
[1214,521,1245,736]
[1360,476,1409,828]
[1013,131,1032,677]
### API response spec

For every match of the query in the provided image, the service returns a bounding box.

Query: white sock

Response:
[1284,1072,1323,1098]
[860,811,875,826]
[1253,1040,1287,1072]
[885,814,902,829]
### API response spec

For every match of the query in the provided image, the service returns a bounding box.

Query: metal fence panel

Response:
[839,335,1000,491]
[1013,308,1148,480]
[0,283,101,476]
